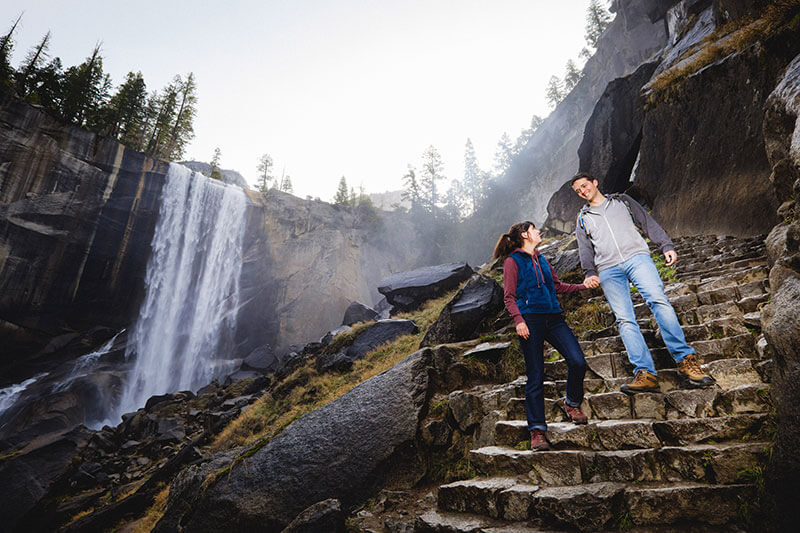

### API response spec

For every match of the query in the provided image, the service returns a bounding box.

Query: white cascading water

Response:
[114,163,247,419]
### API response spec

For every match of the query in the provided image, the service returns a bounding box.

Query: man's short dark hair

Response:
[570,172,595,186]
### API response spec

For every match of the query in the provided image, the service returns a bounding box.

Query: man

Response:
[570,172,713,393]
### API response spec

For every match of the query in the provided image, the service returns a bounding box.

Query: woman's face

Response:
[521,225,542,247]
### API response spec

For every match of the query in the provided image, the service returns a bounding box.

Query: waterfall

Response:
[114,164,247,419]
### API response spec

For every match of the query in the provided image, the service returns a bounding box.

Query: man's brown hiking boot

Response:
[563,403,588,424]
[530,429,550,451]
[677,354,715,388]
[620,370,659,395]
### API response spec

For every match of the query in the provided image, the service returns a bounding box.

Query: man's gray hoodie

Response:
[576,193,675,277]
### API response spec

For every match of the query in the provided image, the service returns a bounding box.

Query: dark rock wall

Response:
[761,51,800,531]
[634,38,792,237]
[0,94,167,361]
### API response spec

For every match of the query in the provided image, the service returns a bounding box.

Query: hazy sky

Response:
[5,1,596,200]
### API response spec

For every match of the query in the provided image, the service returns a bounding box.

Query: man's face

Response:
[572,178,598,202]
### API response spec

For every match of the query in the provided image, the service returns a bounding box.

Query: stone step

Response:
[494,413,768,449]
[541,355,762,395]
[470,441,770,486]
[438,479,754,529]
[416,509,555,533]
[545,335,757,382]
[505,383,769,423]
[677,258,768,281]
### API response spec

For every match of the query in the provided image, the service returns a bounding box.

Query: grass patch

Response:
[652,253,678,283]
[646,0,800,105]
[115,486,170,533]
[209,287,461,454]
[562,300,614,337]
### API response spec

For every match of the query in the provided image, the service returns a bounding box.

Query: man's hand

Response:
[583,275,601,289]
[664,250,677,266]
[516,321,530,340]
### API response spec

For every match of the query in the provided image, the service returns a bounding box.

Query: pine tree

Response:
[60,43,109,127]
[280,175,293,194]
[256,154,274,192]
[493,132,514,176]
[333,176,349,205]
[28,57,62,112]
[513,115,544,155]
[420,145,445,214]
[401,166,422,211]
[210,148,222,180]
[95,71,147,144]
[584,0,612,52]
[442,178,467,222]
[15,31,51,98]
[564,59,583,92]
[164,73,197,160]
[545,75,565,108]
[0,14,22,93]
[145,84,179,158]
[463,138,484,214]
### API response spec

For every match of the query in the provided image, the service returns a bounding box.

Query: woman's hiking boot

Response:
[620,370,659,395]
[563,403,588,424]
[530,429,550,451]
[677,354,715,388]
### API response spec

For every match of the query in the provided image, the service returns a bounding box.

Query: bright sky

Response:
[5,1,596,200]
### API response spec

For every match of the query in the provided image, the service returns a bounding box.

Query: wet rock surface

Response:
[421,274,504,347]
[378,263,474,313]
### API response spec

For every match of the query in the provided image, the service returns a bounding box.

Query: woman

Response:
[493,221,589,450]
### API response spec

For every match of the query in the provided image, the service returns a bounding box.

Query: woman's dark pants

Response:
[520,313,587,432]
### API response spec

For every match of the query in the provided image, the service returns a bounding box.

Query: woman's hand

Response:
[516,321,530,340]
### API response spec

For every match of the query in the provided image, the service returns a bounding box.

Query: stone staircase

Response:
[420,235,772,532]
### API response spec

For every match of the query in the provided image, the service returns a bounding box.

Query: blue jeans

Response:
[520,313,586,432]
[598,253,694,375]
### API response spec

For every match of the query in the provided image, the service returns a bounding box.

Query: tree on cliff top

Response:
[334,175,350,205]
[581,0,612,58]
[93,71,147,146]
[0,14,22,93]
[210,148,222,180]
[463,138,485,214]
[256,154,274,192]
[420,145,445,215]
[60,43,111,127]
[15,31,51,98]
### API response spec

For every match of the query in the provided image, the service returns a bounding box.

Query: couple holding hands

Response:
[494,173,713,450]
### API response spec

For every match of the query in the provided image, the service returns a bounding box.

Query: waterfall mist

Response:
[113,164,248,421]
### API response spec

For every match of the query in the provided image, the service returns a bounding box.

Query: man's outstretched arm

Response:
[622,194,677,266]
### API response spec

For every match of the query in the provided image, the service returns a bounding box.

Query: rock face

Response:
[378,263,474,313]
[546,61,660,230]
[0,93,167,361]
[181,349,433,531]
[421,274,504,347]
[246,190,424,353]
[341,301,379,326]
[761,51,800,531]
[632,24,798,236]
